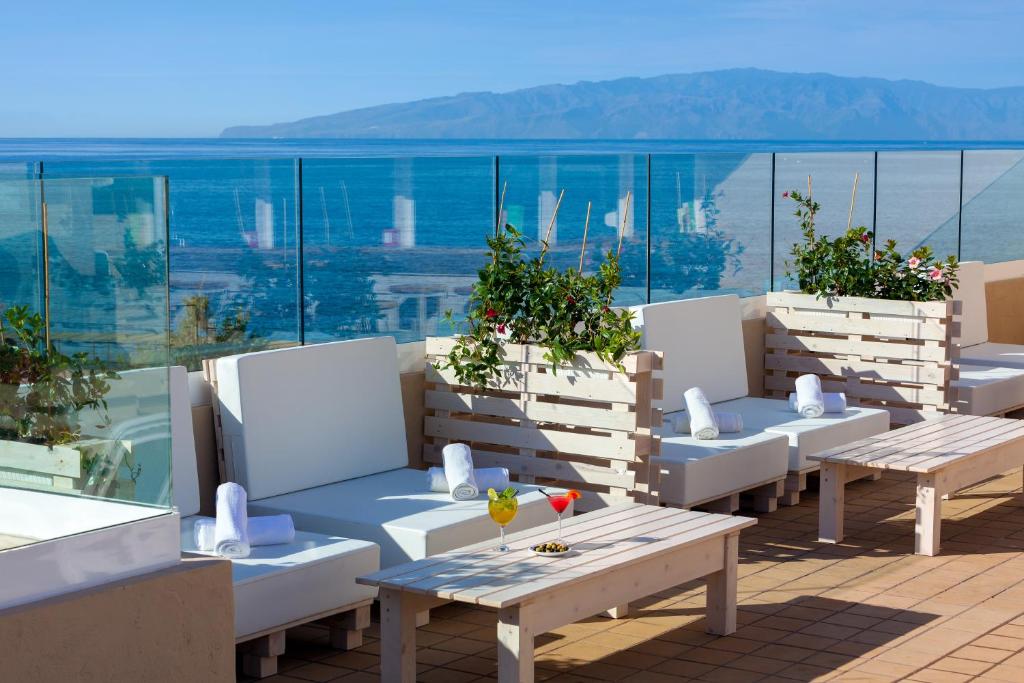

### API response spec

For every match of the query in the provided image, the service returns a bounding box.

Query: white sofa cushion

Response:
[954,261,989,348]
[635,295,749,410]
[959,342,1024,369]
[214,337,410,500]
[715,396,890,472]
[181,516,378,640]
[654,417,789,508]
[247,468,552,568]
[954,364,1024,416]
[169,366,202,518]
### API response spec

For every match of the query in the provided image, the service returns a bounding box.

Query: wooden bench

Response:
[809,414,1024,556]
[358,503,755,683]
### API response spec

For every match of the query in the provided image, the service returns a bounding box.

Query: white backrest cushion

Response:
[635,294,749,410]
[170,366,201,517]
[954,261,988,347]
[214,337,409,500]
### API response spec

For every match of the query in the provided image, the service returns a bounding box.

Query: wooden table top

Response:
[357,503,755,609]
[807,414,1024,474]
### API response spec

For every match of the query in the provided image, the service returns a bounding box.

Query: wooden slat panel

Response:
[424,416,644,460]
[765,333,950,363]
[767,292,952,318]
[425,336,647,374]
[426,364,638,404]
[767,311,951,342]
[422,445,637,489]
[424,389,638,432]
[764,353,948,385]
[0,441,81,478]
[764,374,948,406]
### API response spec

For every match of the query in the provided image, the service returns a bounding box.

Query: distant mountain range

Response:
[221,68,1024,140]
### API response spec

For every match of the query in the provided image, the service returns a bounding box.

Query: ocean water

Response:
[1,138,1022,366]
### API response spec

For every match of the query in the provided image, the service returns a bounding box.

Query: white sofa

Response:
[633,294,889,508]
[212,336,551,569]
[950,261,1024,415]
[168,366,379,678]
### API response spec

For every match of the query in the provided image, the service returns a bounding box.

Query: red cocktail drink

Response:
[542,489,580,541]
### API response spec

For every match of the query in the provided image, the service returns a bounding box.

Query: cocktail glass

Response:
[488,495,519,552]
[541,489,580,542]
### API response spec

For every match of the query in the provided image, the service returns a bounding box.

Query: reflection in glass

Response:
[961,150,1024,263]
[773,152,875,290]
[0,177,172,512]
[302,157,495,343]
[498,155,647,306]
[651,154,769,301]
[40,159,300,369]
[875,151,960,261]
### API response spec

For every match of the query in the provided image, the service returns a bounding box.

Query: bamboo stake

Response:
[579,201,592,273]
[616,191,632,257]
[538,189,565,265]
[847,172,860,231]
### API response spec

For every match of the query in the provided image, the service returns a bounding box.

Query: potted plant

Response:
[766,181,961,424]
[425,193,663,508]
[0,304,124,491]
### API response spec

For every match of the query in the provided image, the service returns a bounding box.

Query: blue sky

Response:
[2,0,1022,137]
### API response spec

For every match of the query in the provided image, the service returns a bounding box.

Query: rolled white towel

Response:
[789,392,846,414]
[683,387,719,440]
[442,442,479,501]
[673,411,742,434]
[214,482,250,559]
[194,514,296,551]
[794,374,825,418]
[427,466,509,493]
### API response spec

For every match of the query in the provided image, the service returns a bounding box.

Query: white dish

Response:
[530,546,572,557]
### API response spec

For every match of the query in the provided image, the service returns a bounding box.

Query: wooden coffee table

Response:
[358,503,755,683]
[809,414,1024,556]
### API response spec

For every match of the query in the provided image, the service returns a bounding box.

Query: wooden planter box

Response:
[424,337,663,511]
[765,291,960,425]
[0,438,133,496]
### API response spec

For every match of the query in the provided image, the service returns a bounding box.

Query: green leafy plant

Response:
[440,221,641,389]
[0,305,117,447]
[785,188,958,301]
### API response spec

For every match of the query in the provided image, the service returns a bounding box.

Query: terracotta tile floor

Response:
[246,468,1024,682]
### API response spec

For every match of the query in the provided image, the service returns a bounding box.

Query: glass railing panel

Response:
[0,176,172,518]
[302,157,495,342]
[961,150,1024,264]
[772,152,876,290]
[0,162,38,179]
[0,178,43,314]
[650,153,770,301]
[497,154,648,306]
[875,151,961,262]
[40,159,300,369]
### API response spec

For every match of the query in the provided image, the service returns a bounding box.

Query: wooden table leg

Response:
[497,606,534,683]
[819,461,846,544]
[706,533,738,635]
[380,588,418,683]
[916,474,942,556]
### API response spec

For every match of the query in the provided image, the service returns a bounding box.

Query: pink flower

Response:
[497,323,506,334]
[929,267,943,282]
[908,257,921,270]
[567,295,576,305]
[485,308,497,319]
[782,191,789,198]
[859,234,870,244]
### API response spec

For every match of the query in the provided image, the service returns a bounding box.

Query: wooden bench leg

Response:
[240,631,285,679]
[750,480,785,513]
[705,493,739,514]
[706,533,738,636]
[818,462,846,544]
[604,603,629,619]
[380,588,419,683]
[327,604,371,650]
[497,605,534,683]
[781,471,807,506]
[916,475,942,556]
